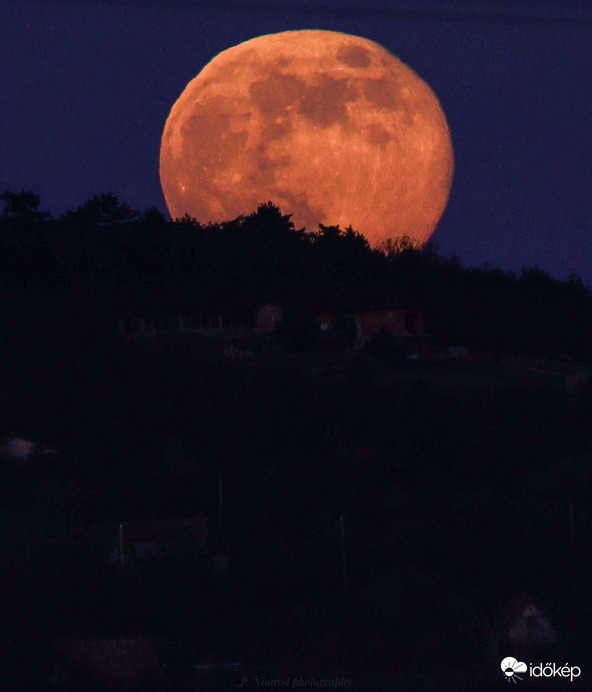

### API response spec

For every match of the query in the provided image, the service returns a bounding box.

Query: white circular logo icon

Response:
[501,657,527,683]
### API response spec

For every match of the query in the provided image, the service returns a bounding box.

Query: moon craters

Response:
[160,30,454,246]
[297,76,356,128]
[249,73,304,115]
[336,44,371,68]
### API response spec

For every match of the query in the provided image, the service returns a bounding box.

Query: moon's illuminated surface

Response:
[160,30,454,245]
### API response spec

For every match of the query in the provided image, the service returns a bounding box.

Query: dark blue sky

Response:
[1,1,591,281]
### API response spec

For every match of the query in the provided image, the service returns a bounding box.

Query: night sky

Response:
[2,0,591,281]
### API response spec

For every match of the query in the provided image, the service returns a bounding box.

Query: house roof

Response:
[0,436,36,463]
[106,515,209,545]
[0,436,35,448]
[499,592,558,645]
[53,635,168,688]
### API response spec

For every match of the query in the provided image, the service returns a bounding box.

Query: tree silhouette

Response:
[0,190,53,280]
[0,188,590,360]
[65,192,138,227]
[0,189,49,222]
[378,234,421,257]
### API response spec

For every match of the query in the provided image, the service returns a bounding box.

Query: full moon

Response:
[160,30,454,245]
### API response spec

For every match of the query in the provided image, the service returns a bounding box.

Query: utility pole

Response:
[218,476,223,521]
[569,500,575,551]
[568,499,579,602]
[119,522,125,572]
[340,514,349,594]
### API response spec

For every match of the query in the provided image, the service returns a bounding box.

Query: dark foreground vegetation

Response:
[1,190,592,689]
[1,189,592,359]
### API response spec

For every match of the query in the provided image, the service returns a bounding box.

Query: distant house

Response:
[223,344,254,360]
[0,437,35,467]
[354,308,425,343]
[256,303,283,332]
[120,314,203,337]
[119,313,260,347]
[565,369,590,393]
[316,314,334,332]
[107,515,210,568]
[447,346,470,360]
[500,592,558,655]
[52,636,168,691]
[314,307,427,351]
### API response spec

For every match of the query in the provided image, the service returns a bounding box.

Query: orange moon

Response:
[160,30,454,245]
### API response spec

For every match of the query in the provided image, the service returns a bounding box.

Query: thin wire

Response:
[5,0,592,27]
